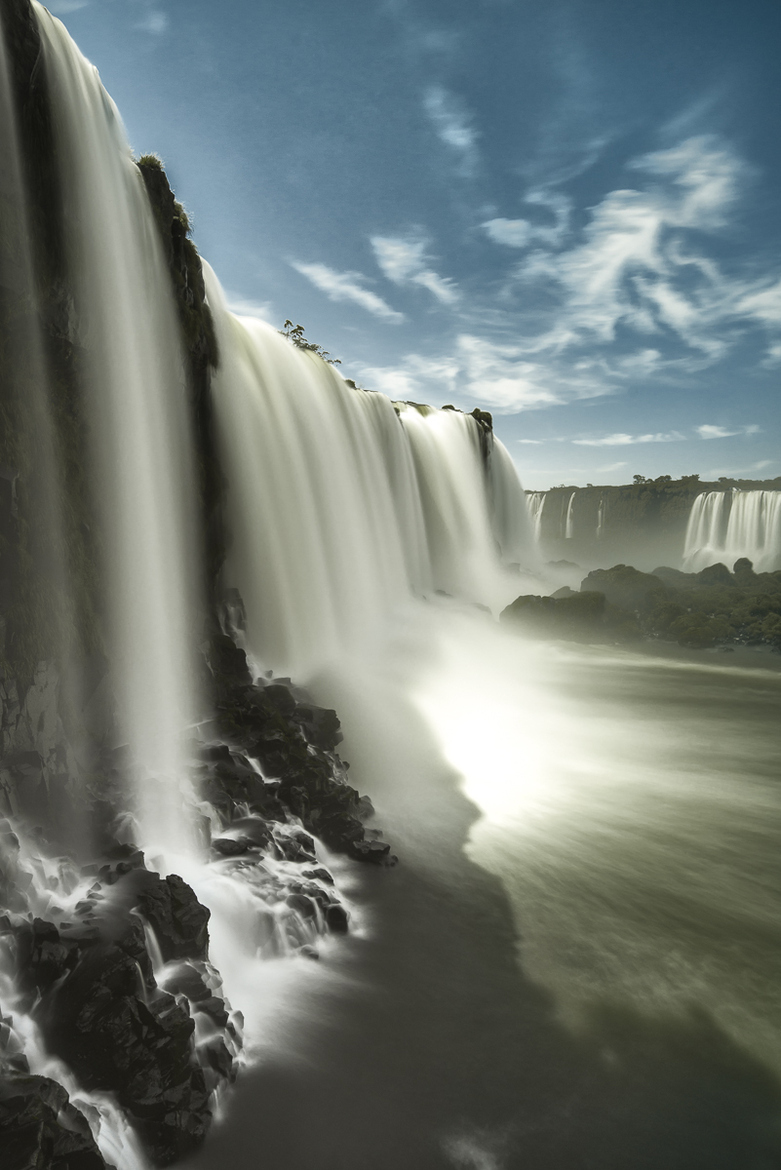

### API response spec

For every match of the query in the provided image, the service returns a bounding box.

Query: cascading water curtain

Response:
[36,4,203,859]
[683,490,781,572]
[204,265,537,681]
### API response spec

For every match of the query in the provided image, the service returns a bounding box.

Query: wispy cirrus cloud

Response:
[354,335,610,412]
[498,134,781,392]
[696,423,760,439]
[226,292,275,322]
[371,234,459,305]
[423,86,479,175]
[513,137,742,356]
[573,431,685,446]
[135,9,169,34]
[291,261,404,322]
[482,190,571,250]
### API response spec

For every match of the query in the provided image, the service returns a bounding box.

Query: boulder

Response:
[0,1074,108,1170]
[127,871,210,963]
[580,564,668,615]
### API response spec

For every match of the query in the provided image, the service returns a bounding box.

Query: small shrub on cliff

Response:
[279,320,341,365]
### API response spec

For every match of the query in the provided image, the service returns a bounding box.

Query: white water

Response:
[564,491,576,539]
[205,268,536,680]
[36,5,202,856]
[0,832,150,1168]
[683,489,781,572]
[526,492,546,540]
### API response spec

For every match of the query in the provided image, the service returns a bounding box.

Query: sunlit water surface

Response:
[186,609,781,1170]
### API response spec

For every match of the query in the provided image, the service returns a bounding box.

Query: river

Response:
[184,610,781,1170]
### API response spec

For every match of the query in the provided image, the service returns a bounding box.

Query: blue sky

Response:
[48,0,780,488]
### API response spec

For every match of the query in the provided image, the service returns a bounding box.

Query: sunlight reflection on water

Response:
[413,615,781,1079]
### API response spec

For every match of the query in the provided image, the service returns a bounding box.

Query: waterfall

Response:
[596,496,604,538]
[527,492,546,540]
[564,491,576,539]
[1,6,539,1164]
[683,490,781,572]
[36,6,202,856]
[205,270,535,679]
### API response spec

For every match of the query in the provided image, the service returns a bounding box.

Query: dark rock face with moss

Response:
[502,559,781,652]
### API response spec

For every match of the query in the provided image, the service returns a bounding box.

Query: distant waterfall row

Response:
[683,491,781,573]
[526,485,781,572]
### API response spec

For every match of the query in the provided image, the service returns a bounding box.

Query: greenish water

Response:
[186,615,781,1170]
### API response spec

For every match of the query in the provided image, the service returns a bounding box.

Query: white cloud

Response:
[135,10,169,34]
[371,234,459,305]
[696,423,760,439]
[696,424,739,439]
[225,293,275,322]
[292,261,404,322]
[509,135,781,375]
[482,190,571,250]
[735,279,781,326]
[353,333,616,413]
[573,431,684,446]
[354,353,458,401]
[517,439,543,444]
[597,461,629,472]
[456,335,561,410]
[762,342,781,367]
[423,86,479,174]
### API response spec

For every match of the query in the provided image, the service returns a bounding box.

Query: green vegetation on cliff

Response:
[502,559,781,652]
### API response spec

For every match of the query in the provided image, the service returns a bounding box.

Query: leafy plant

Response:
[279,320,341,365]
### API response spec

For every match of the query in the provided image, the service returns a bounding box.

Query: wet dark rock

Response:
[211,837,248,857]
[285,892,317,920]
[227,817,272,849]
[36,938,211,1165]
[196,997,229,1027]
[127,871,210,963]
[349,839,393,865]
[201,1038,234,1082]
[159,961,211,1004]
[301,866,334,885]
[324,903,349,933]
[0,1073,108,1170]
